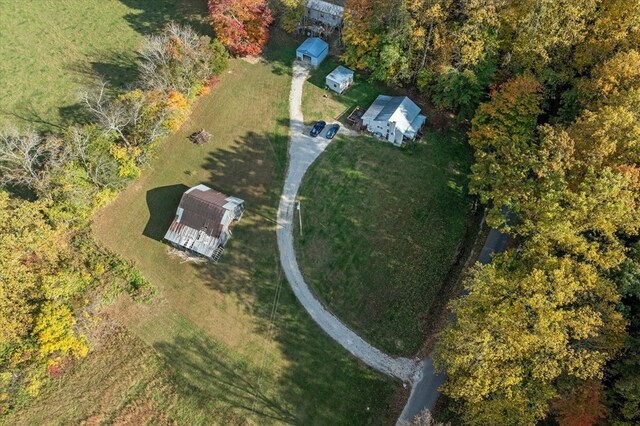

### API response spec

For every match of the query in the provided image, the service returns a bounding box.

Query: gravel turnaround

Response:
[276,61,418,382]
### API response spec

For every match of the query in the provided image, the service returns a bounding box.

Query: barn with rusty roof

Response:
[164,184,244,261]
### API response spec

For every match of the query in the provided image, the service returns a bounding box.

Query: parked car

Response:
[310,120,326,137]
[325,123,340,139]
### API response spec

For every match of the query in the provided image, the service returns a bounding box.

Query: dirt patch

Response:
[241,55,262,64]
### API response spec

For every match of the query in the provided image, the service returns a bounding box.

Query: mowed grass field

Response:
[0,0,207,129]
[296,64,473,355]
[81,34,396,424]
[301,56,386,126]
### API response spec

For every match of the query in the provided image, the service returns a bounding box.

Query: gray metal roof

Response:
[306,0,344,16]
[296,37,329,58]
[361,95,392,122]
[363,95,423,134]
[326,65,353,85]
[164,184,244,258]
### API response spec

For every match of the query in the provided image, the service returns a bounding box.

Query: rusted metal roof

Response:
[163,184,244,258]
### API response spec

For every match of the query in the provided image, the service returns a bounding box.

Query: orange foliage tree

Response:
[208,0,273,56]
[553,381,607,426]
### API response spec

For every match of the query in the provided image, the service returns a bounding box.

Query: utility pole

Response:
[297,201,303,237]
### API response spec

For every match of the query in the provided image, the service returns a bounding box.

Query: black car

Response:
[325,123,340,139]
[310,120,326,137]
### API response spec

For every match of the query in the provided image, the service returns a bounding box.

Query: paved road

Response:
[276,61,418,381]
[397,226,510,424]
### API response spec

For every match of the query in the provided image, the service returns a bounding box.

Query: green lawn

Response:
[83,33,398,425]
[301,56,389,126]
[295,130,472,355]
[0,0,208,129]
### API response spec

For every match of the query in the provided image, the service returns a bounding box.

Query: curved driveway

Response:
[276,62,417,381]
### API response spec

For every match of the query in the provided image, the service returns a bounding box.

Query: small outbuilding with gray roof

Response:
[305,0,344,28]
[361,95,426,145]
[164,184,244,262]
[296,37,329,67]
[325,65,354,94]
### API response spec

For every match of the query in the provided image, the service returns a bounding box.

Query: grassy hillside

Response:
[0,0,207,129]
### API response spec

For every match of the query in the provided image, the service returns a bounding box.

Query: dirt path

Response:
[276,61,418,381]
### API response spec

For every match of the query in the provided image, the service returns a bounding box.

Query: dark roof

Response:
[176,188,226,238]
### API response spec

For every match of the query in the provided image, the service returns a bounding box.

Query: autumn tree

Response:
[341,0,385,71]
[208,0,274,56]
[137,22,228,97]
[434,253,626,425]
[552,381,607,426]
[279,0,305,32]
[468,75,543,226]
[82,84,172,149]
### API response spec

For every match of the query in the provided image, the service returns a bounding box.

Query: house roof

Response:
[363,95,423,134]
[361,95,392,122]
[405,114,427,139]
[306,0,344,16]
[164,184,244,257]
[296,37,329,58]
[326,65,353,85]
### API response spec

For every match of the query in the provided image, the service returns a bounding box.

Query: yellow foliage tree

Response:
[31,302,88,359]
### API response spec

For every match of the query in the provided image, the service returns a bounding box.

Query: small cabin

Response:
[326,66,354,94]
[163,184,244,262]
[296,37,329,67]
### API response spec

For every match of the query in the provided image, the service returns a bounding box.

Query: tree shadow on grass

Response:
[154,330,299,424]
[167,129,400,424]
[0,104,66,131]
[142,184,189,241]
[117,0,212,37]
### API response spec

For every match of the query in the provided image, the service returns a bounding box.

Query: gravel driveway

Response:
[276,61,417,381]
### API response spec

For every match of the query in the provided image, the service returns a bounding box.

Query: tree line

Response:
[0,23,228,413]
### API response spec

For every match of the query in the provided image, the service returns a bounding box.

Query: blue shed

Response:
[296,37,329,66]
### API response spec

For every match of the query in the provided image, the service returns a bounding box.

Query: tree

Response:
[208,0,274,56]
[434,253,626,425]
[432,59,496,120]
[552,381,607,426]
[279,0,305,32]
[137,22,228,97]
[81,84,170,149]
[571,0,640,73]
[0,128,65,195]
[341,0,383,71]
[468,74,543,225]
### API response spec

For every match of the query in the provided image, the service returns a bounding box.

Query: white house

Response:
[325,65,354,94]
[305,0,344,28]
[164,184,244,262]
[361,96,427,145]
